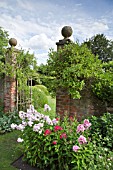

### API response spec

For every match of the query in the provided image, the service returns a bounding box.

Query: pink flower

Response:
[73,145,80,152]
[60,133,67,139]
[56,117,60,121]
[52,141,57,145]
[69,116,74,121]
[78,135,87,144]
[54,125,63,132]
[76,124,85,133]
[44,129,52,136]
[83,119,91,129]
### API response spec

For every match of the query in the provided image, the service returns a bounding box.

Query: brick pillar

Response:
[4,38,18,113]
[4,77,17,112]
[55,26,106,120]
[56,26,73,118]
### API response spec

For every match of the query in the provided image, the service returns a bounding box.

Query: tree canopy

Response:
[84,34,113,62]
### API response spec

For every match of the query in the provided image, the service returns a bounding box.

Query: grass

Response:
[0,96,56,170]
[0,131,22,170]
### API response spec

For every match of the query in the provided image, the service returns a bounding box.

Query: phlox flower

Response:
[52,141,57,145]
[16,124,25,131]
[52,118,58,125]
[76,124,85,133]
[22,121,27,127]
[44,129,52,136]
[11,123,17,129]
[83,119,91,129]
[73,145,80,152]
[44,116,53,125]
[33,124,41,132]
[26,113,34,121]
[39,130,43,134]
[28,121,33,127]
[29,104,35,112]
[19,111,26,119]
[17,137,24,143]
[44,104,51,111]
[56,117,60,121]
[38,123,44,127]
[78,135,87,144]
[60,133,67,139]
[54,125,63,132]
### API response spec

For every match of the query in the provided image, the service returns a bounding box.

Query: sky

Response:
[0,0,113,65]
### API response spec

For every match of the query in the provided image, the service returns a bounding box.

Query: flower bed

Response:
[11,105,113,170]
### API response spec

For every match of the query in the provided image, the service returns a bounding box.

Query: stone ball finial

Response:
[61,26,73,38]
[9,38,17,47]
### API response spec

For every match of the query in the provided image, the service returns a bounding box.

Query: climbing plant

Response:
[47,42,113,100]
[0,27,39,110]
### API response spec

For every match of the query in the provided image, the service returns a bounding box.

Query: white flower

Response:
[11,123,17,129]
[38,123,44,127]
[44,104,51,111]
[28,121,33,127]
[29,104,35,112]
[22,121,27,127]
[39,129,43,134]
[52,118,58,125]
[33,124,40,132]
[16,124,25,131]
[19,111,26,119]
[17,138,24,142]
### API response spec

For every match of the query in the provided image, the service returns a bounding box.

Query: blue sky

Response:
[0,0,113,65]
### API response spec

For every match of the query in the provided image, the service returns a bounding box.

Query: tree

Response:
[0,27,9,74]
[84,34,113,62]
[37,64,54,89]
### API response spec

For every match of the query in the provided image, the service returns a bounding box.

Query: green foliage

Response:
[84,34,113,62]
[35,85,49,95]
[12,107,113,170]
[38,64,55,92]
[47,42,103,99]
[32,86,49,109]
[89,112,113,150]
[0,111,21,134]
[0,27,9,74]
[92,61,113,103]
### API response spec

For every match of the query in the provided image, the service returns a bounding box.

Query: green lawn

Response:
[0,96,56,170]
[0,131,22,170]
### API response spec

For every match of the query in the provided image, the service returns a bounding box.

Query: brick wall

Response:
[56,86,107,121]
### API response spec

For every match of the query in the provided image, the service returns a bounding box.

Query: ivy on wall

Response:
[47,42,113,101]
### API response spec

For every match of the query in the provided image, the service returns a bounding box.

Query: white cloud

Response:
[24,33,55,51]
[0,0,113,65]
[35,52,49,65]
[17,0,34,11]
[0,1,13,10]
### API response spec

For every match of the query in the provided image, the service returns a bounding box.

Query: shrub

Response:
[34,85,49,95]
[32,86,48,110]
[0,111,21,134]
[11,105,113,170]
[89,112,113,150]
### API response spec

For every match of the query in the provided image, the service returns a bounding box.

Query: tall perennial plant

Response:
[11,105,113,170]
